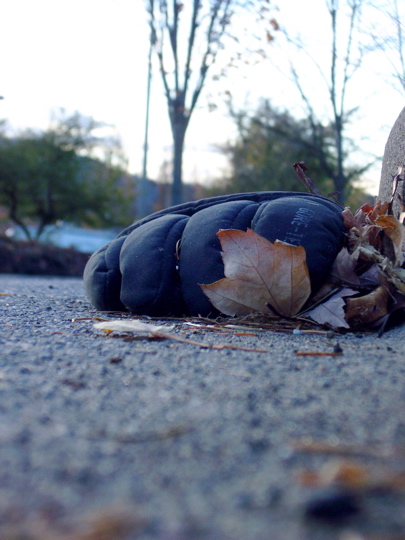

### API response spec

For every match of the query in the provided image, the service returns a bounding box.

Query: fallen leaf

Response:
[94,320,174,335]
[297,459,369,489]
[342,207,359,229]
[373,290,405,335]
[358,264,380,287]
[329,247,360,286]
[200,229,311,317]
[93,319,268,352]
[320,460,370,488]
[74,508,145,540]
[375,214,405,266]
[359,201,389,222]
[297,458,405,492]
[356,245,405,294]
[345,285,390,327]
[308,248,359,305]
[306,288,357,329]
[291,437,403,458]
[345,201,396,255]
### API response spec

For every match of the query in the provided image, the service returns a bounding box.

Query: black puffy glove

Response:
[83,191,346,317]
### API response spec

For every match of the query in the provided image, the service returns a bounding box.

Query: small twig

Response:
[291,438,405,459]
[154,331,268,353]
[295,351,342,357]
[293,162,323,196]
[114,425,192,444]
[327,191,343,206]
[298,329,334,335]
[73,316,109,322]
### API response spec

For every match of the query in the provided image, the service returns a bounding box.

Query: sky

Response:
[1,0,404,196]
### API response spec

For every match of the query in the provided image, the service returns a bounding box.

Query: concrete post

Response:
[379,107,405,216]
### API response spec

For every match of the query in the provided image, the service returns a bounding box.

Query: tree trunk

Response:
[171,120,187,206]
[334,115,347,203]
[9,211,32,240]
[8,192,32,240]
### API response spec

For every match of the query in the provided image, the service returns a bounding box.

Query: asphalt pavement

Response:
[1,274,404,539]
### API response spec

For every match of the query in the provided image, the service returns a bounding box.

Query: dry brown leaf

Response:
[345,285,390,327]
[306,288,357,329]
[345,201,398,256]
[320,460,370,488]
[291,437,404,458]
[343,202,388,229]
[72,508,145,540]
[297,459,370,489]
[358,264,380,287]
[342,207,359,229]
[370,200,390,218]
[93,320,174,334]
[356,245,405,294]
[375,214,405,266]
[93,319,268,352]
[200,229,311,317]
[330,247,360,286]
[297,458,405,492]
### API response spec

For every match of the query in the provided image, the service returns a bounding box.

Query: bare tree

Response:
[366,0,405,93]
[147,0,275,205]
[277,0,374,203]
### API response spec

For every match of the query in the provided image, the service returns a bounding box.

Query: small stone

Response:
[248,438,270,453]
[304,488,360,521]
[266,486,282,506]
[249,417,262,428]
[235,492,255,509]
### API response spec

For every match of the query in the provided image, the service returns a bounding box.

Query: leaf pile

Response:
[201,168,405,332]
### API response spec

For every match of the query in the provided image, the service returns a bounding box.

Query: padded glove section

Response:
[83,191,346,318]
[119,214,189,316]
[115,190,341,239]
[83,236,127,312]
[251,197,345,293]
[179,201,260,316]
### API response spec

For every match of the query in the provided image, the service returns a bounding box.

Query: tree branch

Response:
[183,0,201,101]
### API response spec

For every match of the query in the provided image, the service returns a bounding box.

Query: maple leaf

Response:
[200,229,311,318]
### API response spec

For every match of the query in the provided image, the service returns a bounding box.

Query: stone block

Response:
[379,107,405,215]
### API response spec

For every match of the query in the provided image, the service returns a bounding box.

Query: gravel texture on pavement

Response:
[1,274,405,539]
